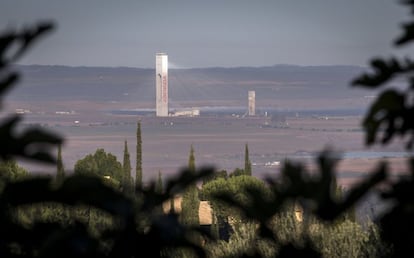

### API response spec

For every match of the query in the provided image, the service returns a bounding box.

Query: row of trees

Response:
[67,121,144,192]
[67,129,252,195]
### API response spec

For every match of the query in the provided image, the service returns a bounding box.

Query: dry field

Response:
[16,111,410,190]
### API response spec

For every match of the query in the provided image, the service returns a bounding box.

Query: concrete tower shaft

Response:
[248,90,255,116]
[156,53,168,117]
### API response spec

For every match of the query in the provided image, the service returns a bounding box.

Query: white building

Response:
[156,53,168,117]
[172,108,200,117]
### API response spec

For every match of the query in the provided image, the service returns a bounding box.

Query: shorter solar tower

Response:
[248,90,255,116]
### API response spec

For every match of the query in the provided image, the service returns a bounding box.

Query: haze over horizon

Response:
[1,0,409,69]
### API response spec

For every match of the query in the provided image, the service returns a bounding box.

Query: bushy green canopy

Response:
[74,148,123,183]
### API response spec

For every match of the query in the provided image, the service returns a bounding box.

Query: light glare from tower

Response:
[156,53,168,117]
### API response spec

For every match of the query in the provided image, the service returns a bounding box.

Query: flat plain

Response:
[16,111,408,189]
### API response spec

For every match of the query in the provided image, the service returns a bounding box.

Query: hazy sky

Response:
[1,0,409,68]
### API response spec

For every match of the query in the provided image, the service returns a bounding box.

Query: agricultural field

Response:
[16,111,408,189]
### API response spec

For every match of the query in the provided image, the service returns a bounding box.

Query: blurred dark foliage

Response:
[351,0,414,257]
[1,1,414,257]
[352,1,414,150]
[0,22,62,164]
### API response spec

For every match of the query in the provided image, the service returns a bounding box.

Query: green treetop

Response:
[74,148,123,184]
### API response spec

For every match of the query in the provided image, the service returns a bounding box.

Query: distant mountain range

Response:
[8,64,370,112]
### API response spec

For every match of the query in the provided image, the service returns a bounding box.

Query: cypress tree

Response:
[244,143,252,176]
[56,144,65,182]
[136,121,143,188]
[155,170,163,194]
[55,144,68,222]
[188,144,196,172]
[122,140,132,190]
[180,144,199,226]
[155,170,164,215]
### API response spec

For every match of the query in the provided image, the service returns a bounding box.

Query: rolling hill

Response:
[7,64,370,113]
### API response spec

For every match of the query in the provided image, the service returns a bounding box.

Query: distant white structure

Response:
[172,108,200,117]
[248,90,255,116]
[156,53,168,117]
[15,109,31,114]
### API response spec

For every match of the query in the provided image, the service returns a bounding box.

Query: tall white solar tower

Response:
[156,53,168,117]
